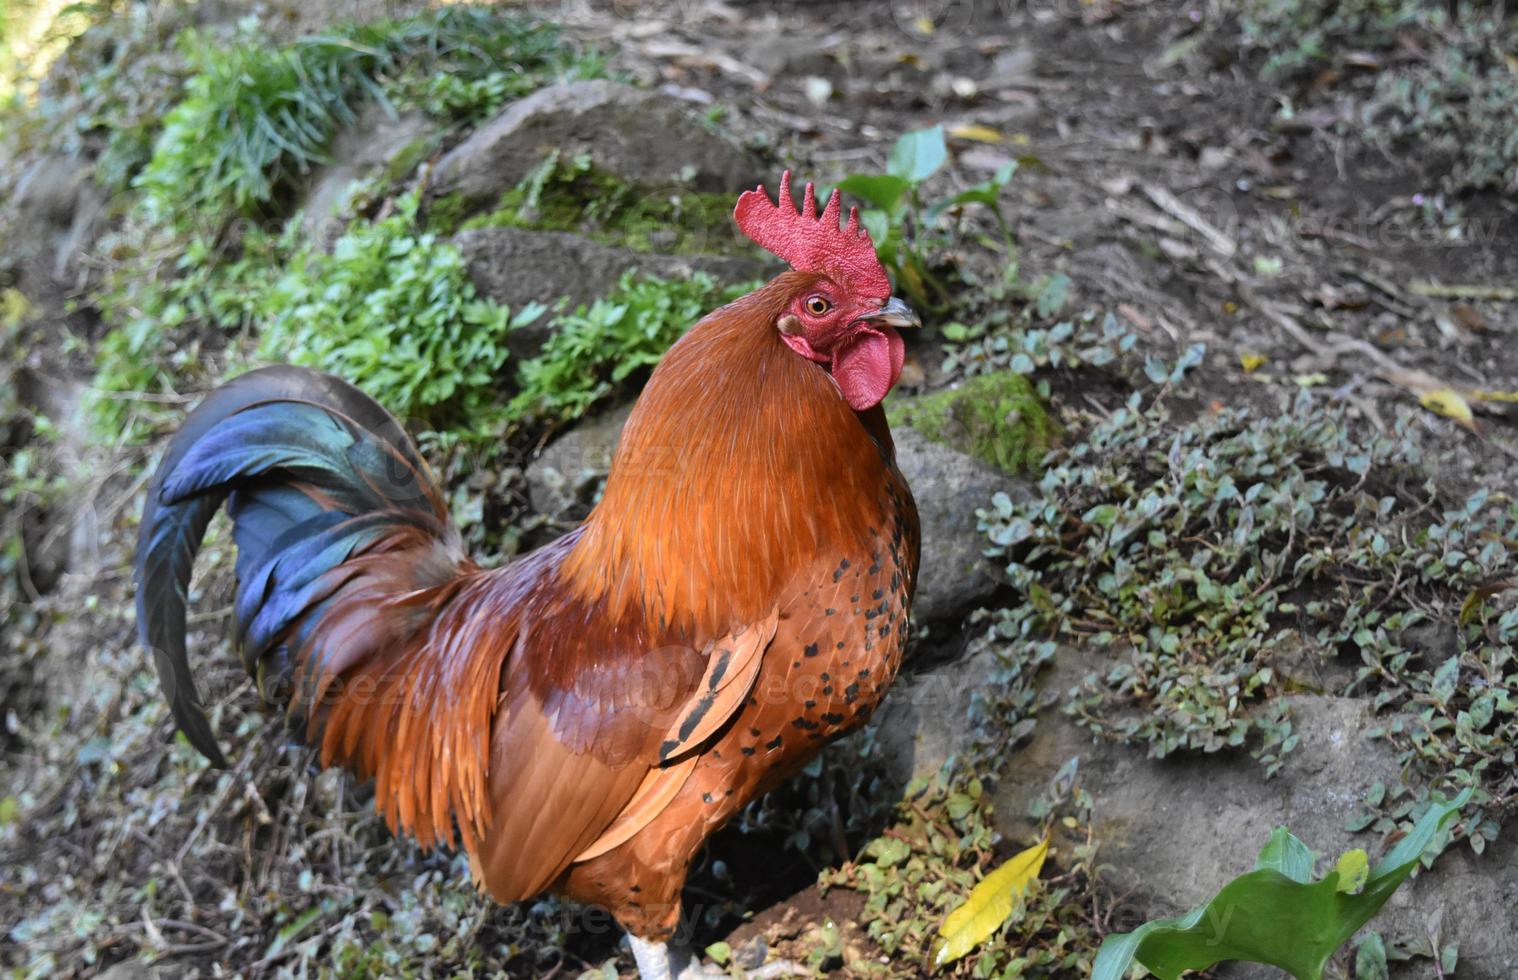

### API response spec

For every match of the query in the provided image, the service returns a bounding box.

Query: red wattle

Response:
[830,327,904,412]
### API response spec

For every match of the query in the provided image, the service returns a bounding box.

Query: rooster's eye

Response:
[805,295,831,316]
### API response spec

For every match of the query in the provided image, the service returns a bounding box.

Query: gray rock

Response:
[93,961,158,980]
[299,107,438,242]
[428,80,763,212]
[873,643,1002,786]
[453,226,775,357]
[524,403,634,518]
[3,153,107,295]
[893,426,1024,623]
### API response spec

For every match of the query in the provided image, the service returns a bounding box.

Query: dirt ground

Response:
[3,0,1516,976]
[570,0,1518,969]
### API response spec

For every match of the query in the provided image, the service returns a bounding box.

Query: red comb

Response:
[734,171,891,298]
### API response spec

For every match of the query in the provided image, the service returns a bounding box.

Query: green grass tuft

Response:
[253,191,538,439]
[136,8,599,229]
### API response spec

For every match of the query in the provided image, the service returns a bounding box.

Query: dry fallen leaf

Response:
[948,123,1005,144]
[932,835,1049,969]
[1451,302,1487,332]
[1418,388,1478,431]
[1460,580,1518,627]
[1471,388,1518,404]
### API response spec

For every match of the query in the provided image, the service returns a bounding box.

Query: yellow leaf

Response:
[1418,388,1475,427]
[913,15,936,35]
[1471,389,1518,404]
[948,124,1005,144]
[932,835,1049,968]
[1239,351,1268,373]
[1334,849,1369,894]
[0,288,29,329]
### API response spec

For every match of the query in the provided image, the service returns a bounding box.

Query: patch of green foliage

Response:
[1367,16,1518,194]
[1093,790,1471,980]
[1332,491,1516,852]
[510,269,755,424]
[255,191,540,439]
[940,306,1124,381]
[1239,0,1430,77]
[136,8,598,228]
[94,196,747,445]
[446,149,740,255]
[89,227,286,441]
[836,124,1019,312]
[83,8,604,445]
[93,217,747,457]
[973,357,1515,824]
[1239,0,1518,192]
[821,763,1105,978]
[887,371,1059,474]
[977,378,1381,768]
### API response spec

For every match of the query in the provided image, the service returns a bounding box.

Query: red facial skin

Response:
[775,286,906,412]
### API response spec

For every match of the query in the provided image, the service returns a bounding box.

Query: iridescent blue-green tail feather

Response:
[133,365,455,766]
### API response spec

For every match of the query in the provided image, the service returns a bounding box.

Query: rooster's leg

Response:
[626,934,806,980]
[627,935,698,980]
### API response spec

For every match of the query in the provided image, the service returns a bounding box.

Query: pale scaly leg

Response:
[627,935,697,980]
[626,934,807,980]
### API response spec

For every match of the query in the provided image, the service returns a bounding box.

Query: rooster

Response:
[136,172,921,979]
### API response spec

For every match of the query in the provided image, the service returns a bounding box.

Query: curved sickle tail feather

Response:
[134,365,460,771]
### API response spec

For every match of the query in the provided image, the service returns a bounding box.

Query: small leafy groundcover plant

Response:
[1092,788,1472,980]
[835,124,1017,311]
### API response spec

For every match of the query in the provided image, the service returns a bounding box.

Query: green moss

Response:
[424,191,469,236]
[454,150,740,255]
[888,372,1057,473]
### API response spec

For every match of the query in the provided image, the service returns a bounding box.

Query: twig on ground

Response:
[1141,183,1237,257]
[1410,282,1518,302]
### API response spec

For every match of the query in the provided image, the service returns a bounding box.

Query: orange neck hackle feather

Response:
[561,271,894,637]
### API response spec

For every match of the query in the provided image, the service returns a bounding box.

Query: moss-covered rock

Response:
[887,372,1057,474]
[452,154,741,256]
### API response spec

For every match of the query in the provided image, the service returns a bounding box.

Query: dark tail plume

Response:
[134,365,455,766]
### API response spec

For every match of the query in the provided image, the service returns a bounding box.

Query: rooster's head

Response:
[735,171,921,411]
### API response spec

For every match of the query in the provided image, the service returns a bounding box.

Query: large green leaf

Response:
[835,174,913,215]
[1254,825,1314,883]
[887,124,947,184]
[1092,789,1472,980]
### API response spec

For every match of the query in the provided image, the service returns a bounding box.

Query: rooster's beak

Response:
[854,297,921,330]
